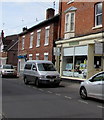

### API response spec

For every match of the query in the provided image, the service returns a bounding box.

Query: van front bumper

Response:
[38,78,61,85]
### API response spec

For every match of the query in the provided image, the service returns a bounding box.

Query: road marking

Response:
[47,91,53,94]
[64,96,72,99]
[32,87,37,89]
[0,113,2,118]
[97,105,104,109]
[78,100,88,104]
[38,89,44,91]
[55,93,61,96]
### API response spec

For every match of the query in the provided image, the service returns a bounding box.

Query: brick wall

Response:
[59,1,104,39]
[18,20,59,63]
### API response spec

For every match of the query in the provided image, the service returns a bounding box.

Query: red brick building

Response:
[18,8,59,71]
[0,30,18,67]
[56,0,104,79]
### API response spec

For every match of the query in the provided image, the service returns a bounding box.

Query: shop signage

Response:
[95,43,104,54]
[54,47,60,56]
[69,41,79,46]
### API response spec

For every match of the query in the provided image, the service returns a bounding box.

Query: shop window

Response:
[63,46,88,79]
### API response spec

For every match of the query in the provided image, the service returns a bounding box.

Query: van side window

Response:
[24,64,32,70]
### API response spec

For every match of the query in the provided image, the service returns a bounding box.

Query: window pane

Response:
[96,3,102,14]
[95,3,102,26]
[70,13,74,31]
[30,35,33,48]
[66,14,69,31]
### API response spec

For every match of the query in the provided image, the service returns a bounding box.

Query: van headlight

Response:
[2,70,6,73]
[39,75,46,79]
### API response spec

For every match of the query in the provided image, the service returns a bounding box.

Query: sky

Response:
[0,0,59,36]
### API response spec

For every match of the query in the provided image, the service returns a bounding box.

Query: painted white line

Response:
[32,87,37,89]
[97,105,104,109]
[56,93,61,96]
[64,96,72,99]
[38,89,44,91]
[47,91,53,94]
[0,113,2,117]
[78,100,88,104]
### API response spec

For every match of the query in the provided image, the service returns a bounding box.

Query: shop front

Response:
[55,32,104,80]
[18,54,27,72]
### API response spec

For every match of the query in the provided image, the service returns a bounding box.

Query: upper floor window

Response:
[36,53,39,60]
[29,32,34,48]
[29,54,33,60]
[44,26,50,46]
[44,53,48,60]
[22,36,25,50]
[36,30,41,47]
[65,12,75,32]
[95,3,102,26]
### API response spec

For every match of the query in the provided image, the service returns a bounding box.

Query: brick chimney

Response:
[1,30,4,39]
[23,27,27,32]
[46,8,55,19]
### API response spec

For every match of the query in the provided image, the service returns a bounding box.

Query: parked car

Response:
[0,64,17,78]
[23,60,61,87]
[79,71,104,100]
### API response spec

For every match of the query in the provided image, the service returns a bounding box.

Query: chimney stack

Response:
[23,27,27,32]
[46,8,55,19]
[1,30,4,39]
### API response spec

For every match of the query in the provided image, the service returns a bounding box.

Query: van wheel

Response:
[35,78,40,87]
[24,77,29,85]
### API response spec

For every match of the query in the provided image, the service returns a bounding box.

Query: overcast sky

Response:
[0,0,59,36]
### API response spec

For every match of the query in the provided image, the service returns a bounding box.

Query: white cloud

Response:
[1,0,59,2]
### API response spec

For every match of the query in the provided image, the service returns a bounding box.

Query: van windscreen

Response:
[37,63,56,71]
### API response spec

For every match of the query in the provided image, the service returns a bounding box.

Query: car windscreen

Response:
[3,65,14,69]
[37,63,56,71]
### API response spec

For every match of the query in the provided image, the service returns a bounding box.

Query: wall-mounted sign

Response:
[95,43,104,55]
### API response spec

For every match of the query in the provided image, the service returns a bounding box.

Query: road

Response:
[1,76,104,119]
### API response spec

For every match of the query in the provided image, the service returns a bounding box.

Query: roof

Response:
[26,60,52,64]
[3,34,18,51]
[19,14,59,36]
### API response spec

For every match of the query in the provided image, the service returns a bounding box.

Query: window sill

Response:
[36,45,40,48]
[67,0,74,4]
[92,25,102,30]
[44,44,49,46]
[29,47,33,49]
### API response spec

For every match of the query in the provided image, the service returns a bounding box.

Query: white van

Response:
[23,60,61,87]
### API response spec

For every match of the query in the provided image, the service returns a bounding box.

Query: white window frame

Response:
[95,2,102,27]
[44,26,50,46]
[36,30,41,47]
[44,52,48,60]
[29,32,34,48]
[29,54,33,60]
[65,12,75,32]
[36,53,39,60]
[22,36,25,50]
